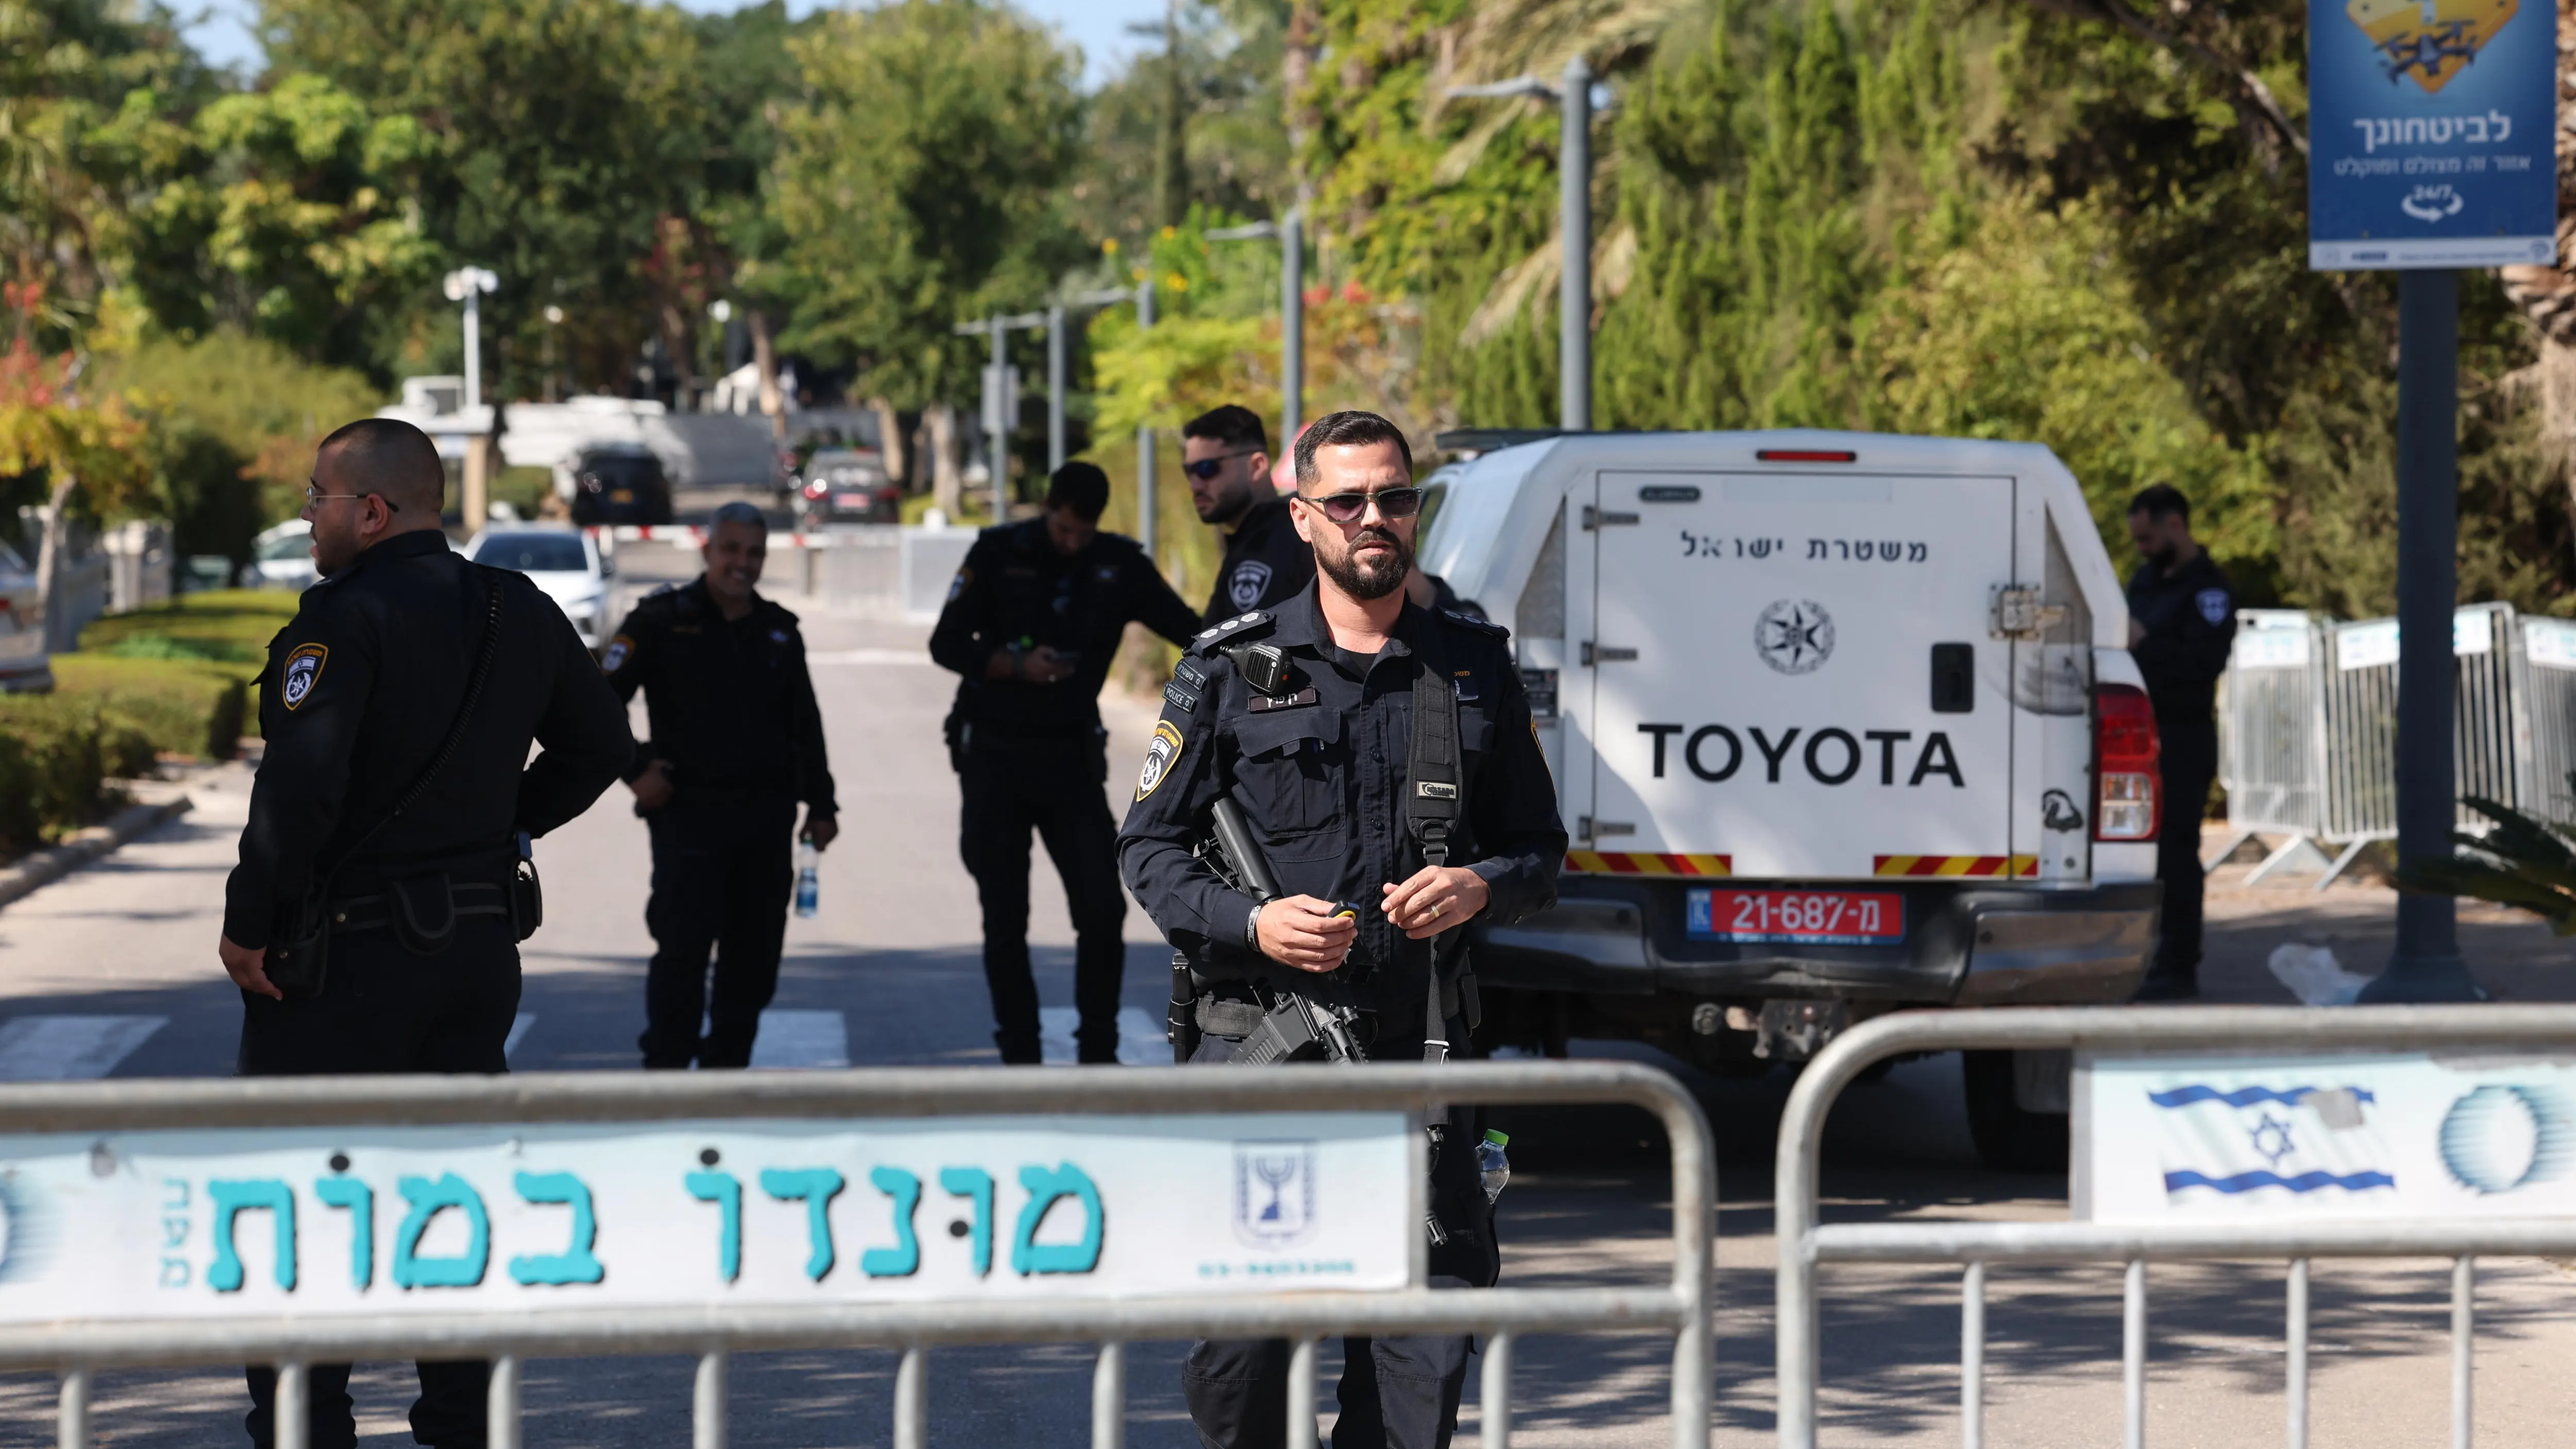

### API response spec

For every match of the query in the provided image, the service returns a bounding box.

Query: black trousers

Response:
[641,794,798,1069]
[957,739,1127,1064]
[1181,1027,1499,1449]
[237,915,520,1449]
[2155,723,2219,979]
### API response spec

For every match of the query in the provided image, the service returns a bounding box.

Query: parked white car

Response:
[0,540,52,693]
[466,526,614,650]
[244,520,319,592]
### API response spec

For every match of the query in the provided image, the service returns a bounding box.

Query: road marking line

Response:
[1038,1007,1172,1067]
[804,648,936,667]
[0,1015,167,1081]
[504,1012,535,1063]
[750,1009,850,1069]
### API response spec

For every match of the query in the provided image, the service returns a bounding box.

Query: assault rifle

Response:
[1198,798,1367,1065]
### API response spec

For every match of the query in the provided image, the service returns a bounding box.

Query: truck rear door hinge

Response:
[1581,642,1639,666]
[1989,585,2069,641]
[1581,506,1640,530]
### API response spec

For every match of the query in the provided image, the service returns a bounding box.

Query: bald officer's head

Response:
[306,418,448,575]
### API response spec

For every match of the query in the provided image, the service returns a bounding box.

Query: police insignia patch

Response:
[2196,588,2231,625]
[1137,720,1184,801]
[280,643,328,711]
[948,566,973,602]
[601,634,634,672]
[1228,560,1272,613]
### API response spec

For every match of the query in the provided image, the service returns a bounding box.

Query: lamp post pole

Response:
[1137,279,1158,561]
[1444,65,1602,432]
[1208,217,1305,455]
[1558,56,1592,432]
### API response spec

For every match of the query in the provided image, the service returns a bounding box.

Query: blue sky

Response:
[184,1,1169,90]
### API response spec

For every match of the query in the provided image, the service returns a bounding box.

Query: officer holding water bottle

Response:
[603,501,837,1069]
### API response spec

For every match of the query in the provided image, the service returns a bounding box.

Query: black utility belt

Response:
[324,872,539,953]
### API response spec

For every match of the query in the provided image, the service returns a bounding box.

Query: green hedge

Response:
[48,654,251,760]
[0,696,156,857]
[78,589,291,676]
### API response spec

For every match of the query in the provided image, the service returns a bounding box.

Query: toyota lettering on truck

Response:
[1420,428,2165,1170]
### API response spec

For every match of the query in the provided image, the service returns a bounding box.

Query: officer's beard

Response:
[1320,525,1414,601]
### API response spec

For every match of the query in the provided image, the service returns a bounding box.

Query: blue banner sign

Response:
[0,1113,1414,1321]
[2309,0,2558,269]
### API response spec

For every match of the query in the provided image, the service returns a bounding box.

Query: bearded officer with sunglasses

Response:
[218,418,632,1449]
[1184,404,1316,623]
[1120,410,1565,1449]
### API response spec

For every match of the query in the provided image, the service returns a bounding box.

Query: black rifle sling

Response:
[318,564,509,881]
[1403,618,1463,1066]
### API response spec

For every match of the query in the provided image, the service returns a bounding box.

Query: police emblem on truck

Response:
[1754,599,1835,675]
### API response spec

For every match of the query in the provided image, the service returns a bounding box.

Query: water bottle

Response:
[793,841,820,918]
[1476,1129,1511,1205]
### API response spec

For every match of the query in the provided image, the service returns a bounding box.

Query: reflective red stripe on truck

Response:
[2093,681,2162,842]
[1564,851,1733,877]
[1872,855,2038,878]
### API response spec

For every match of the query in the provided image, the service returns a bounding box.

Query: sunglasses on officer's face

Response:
[1298,487,1426,525]
[1181,449,1261,482]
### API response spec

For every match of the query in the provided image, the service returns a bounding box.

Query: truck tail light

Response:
[1755,449,1857,463]
[2094,683,2161,842]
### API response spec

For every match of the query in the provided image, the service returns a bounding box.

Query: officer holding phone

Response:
[930,462,1201,1063]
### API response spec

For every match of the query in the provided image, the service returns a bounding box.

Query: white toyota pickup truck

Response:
[1418,429,2165,1170]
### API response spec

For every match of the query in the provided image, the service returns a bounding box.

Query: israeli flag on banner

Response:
[2144,1077,2396,1202]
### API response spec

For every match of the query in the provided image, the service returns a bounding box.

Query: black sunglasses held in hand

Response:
[1181,449,1260,482]
[1299,487,1426,524]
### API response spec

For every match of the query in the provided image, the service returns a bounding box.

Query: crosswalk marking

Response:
[503,1012,535,1063]
[0,1014,167,1081]
[1038,1007,1172,1067]
[749,1009,850,1069]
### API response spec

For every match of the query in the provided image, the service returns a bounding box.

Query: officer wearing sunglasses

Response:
[1183,404,1315,623]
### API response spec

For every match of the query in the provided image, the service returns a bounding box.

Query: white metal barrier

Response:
[1775,1005,2576,1449]
[5,1061,1713,1449]
[2216,603,2576,888]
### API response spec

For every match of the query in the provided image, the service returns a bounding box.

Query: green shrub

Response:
[78,591,293,680]
[48,654,251,760]
[0,697,154,856]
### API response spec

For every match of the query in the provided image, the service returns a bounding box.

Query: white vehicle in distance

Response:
[466,526,614,650]
[243,520,319,591]
[1420,428,2162,1172]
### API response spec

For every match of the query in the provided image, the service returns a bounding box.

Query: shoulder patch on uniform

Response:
[948,564,973,602]
[1191,609,1274,655]
[1164,680,1199,713]
[1174,658,1208,691]
[280,642,328,710]
[2195,588,2230,625]
[1225,558,1274,613]
[1440,608,1509,638]
[1136,719,1185,801]
[601,634,635,672]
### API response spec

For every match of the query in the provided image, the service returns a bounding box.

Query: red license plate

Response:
[1686,889,1904,944]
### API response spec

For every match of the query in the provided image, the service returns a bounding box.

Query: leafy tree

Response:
[260,0,708,395]
[771,0,1084,505]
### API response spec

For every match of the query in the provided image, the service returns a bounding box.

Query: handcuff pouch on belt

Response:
[265,569,506,1000]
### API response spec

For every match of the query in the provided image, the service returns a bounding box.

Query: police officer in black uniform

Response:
[219,418,632,1449]
[1121,411,1565,1449]
[604,501,838,1068]
[2125,484,2237,1000]
[930,462,1202,1063]
[1186,404,1316,623]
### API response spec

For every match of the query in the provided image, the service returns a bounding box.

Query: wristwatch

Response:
[1245,900,1264,953]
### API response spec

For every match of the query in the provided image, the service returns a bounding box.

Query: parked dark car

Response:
[793,447,898,526]
[565,445,675,525]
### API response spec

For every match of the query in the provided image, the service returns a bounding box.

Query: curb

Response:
[0,795,194,911]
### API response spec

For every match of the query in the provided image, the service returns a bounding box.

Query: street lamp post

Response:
[1207,212,1305,450]
[952,312,1047,523]
[1444,62,1599,432]
[443,267,499,412]
[1051,286,1154,552]
[442,266,498,525]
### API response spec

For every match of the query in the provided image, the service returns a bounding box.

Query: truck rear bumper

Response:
[1471,878,2161,1006]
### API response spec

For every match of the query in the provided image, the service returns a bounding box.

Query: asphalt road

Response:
[3,545,2572,1446]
